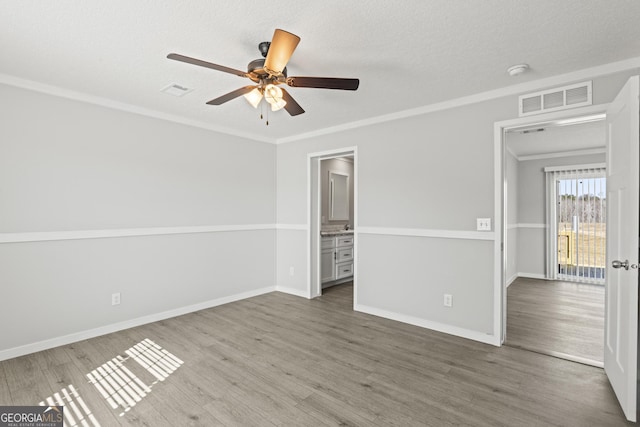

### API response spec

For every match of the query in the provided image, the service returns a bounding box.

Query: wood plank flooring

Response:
[0,283,630,426]
[506,277,604,365]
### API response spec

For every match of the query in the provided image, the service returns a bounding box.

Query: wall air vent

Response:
[518,81,592,117]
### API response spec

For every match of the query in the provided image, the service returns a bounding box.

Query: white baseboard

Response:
[506,273,519,287]
[354,303,500,347]
[517,272,547,280]
[275,286,309,299]
[0,286,275,362]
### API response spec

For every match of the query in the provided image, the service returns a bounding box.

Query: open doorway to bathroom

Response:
[319,156,355,292]
[308,148,357,301]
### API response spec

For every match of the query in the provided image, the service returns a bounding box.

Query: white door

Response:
[605,75,639,422]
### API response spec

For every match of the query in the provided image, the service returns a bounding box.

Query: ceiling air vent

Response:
[161,83,193,97]
[518,81,592,117]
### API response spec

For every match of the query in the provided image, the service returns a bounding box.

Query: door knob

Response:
[612,259,630,270]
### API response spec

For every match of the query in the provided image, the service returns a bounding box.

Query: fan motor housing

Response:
[247,58,287,83]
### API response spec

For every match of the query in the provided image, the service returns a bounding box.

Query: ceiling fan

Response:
[167,29,359,118]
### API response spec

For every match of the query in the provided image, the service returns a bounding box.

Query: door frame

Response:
[307,146,358,302]
[493,104,609,344]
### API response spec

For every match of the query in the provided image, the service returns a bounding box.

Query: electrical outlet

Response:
[476,218,491,231]
[443,294,453,307]
[111,292,121,306]
[289,266,295,276]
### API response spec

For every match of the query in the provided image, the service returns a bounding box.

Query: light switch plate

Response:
[477,218,491,231]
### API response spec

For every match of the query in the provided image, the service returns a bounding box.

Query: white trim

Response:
[494,120,505,345]
[518,223,547,229]
[517,272,547,280]
[275,286,310,299]
[543,162,606,173]
[3,56,639,145]
[496,104,610,133]
[0,286,274,362]
[358,226,495,241]
[0,224,276,244]
[278,57,640,144]
[517,147,606,162]
[507,223,546,230]
[276,224,308,231]
[0,73,276,144]
[508,272,550,283]
[505,144,517,159]
[494,103,611,347]
[307,147,358,300]
[355,303,499,346]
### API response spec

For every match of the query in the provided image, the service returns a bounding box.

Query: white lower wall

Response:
[0,229,276,359]
[357,233,494,337]
[0,83,277,361]
[276,228,308,297]
[507,226,519,285]
[516,226,546,278]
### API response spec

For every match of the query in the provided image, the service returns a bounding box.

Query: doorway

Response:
[502,117,607,365]
[496,76,640,422]
[307,147,357,302]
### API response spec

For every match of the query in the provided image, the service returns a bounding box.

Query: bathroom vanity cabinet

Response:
[321,234,354,285]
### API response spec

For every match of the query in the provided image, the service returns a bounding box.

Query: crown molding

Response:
[517,147,606,161]
[277,56,640,144]
[0,73,277,144]
[2,55,639,146]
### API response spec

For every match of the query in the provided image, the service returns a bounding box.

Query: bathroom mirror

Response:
[329,171,349,220]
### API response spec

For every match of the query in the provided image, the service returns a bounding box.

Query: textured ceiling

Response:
[1,0,640,142]
[507,120,606,158]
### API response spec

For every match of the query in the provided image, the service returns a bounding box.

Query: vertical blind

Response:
[545,163,606,284]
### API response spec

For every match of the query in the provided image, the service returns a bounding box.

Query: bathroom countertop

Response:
[320,230,354,237]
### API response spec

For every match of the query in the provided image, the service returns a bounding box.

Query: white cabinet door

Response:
[321,249,336,283]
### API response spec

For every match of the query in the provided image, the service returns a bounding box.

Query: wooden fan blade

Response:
[264,29,300,75]
[167,53,248,77]
[286,76,359,90]
[280,88,305,116]
[206,86,256,105]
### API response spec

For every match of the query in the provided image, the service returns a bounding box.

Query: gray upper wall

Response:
[0,83,277,357]
[1,63,637,354]
[275,69,637,339]
[0,83,276,233]
[516,152,606,224]
[277,70,636,229]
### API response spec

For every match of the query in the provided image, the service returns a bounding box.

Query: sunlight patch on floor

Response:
[85,338,183,417]
[39,384,100,427]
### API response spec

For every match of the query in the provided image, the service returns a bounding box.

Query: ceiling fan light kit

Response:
[244,87,263,108]
[167,28,359,122]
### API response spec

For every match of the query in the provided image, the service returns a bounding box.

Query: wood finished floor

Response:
[0,283,630,426]
[506,277,604,365]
